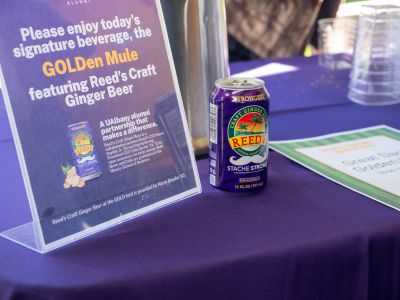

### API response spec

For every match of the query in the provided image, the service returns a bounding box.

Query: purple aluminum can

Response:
[67,121,101,181]
[209,78,270,193]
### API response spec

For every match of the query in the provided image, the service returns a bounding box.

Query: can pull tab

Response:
[232,79,250,87]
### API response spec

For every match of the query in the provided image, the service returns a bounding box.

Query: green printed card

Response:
[270,125,400,210]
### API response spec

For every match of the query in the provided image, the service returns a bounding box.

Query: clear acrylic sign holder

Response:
[0,0,201,253]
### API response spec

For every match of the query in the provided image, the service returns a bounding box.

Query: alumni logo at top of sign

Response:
[67,0,91,6]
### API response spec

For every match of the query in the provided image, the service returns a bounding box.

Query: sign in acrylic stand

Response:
[0,0,201,253]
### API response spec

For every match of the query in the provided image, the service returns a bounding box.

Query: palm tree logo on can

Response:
[228,105,268,157]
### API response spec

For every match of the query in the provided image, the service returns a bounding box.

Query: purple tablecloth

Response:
[231,56,351,113]
[1,57,400,300]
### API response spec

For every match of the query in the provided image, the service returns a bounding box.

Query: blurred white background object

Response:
[318,16,358,69]
[338,0,400,17]
[348,4,400,105]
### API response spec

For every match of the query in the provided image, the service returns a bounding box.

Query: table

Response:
[1,56,400,300]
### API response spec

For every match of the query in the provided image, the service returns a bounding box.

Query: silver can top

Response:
[215,77,265,90]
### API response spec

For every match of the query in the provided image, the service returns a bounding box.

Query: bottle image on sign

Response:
[209,77,270,193]
[67,121,101,183]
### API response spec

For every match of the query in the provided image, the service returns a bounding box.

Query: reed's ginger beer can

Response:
[209,78,270,193]
[67,121,101,181]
